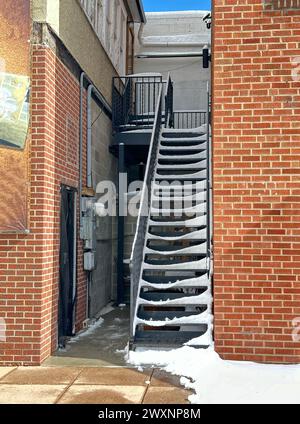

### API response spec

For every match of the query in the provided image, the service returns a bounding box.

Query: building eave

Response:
[126,0,146,23]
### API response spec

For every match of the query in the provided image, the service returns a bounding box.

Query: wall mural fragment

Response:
[0,0,31,232]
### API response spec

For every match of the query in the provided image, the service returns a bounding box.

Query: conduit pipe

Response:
[79,72,112,236]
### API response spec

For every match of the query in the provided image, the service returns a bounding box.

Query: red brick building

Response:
[0,0,300,366]
[213,0,300,363]
[0,0,145,366]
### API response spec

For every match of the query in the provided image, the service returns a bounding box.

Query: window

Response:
[80,0,104,41]
[119,9,127,75]
[80,0,128,75]
[95,0,104,40]
[104,0,112,55]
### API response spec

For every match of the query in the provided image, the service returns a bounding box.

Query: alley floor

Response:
[46,306,130,367]
[0,306,192,404]
[0,367,191,404]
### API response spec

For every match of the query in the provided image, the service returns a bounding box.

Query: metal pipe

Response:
[79,72,86,238]
[206,82,211,275]
[87,85,93,189]
[117,143,125,305]
[136,52,205,59]
[79,72,113,233]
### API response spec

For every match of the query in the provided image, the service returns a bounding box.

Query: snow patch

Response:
[128,346,300,404]
[68,318,104,343]
[99,303,115,316]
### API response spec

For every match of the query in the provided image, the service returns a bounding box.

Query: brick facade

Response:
[213,0,300,362]
[0,46,87,365]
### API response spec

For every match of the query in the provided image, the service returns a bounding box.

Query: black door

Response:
[58,185,76,347]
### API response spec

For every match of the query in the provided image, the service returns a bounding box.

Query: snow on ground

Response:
[128,346,300,404]
[68,318,104,344]
[99,303,115,316]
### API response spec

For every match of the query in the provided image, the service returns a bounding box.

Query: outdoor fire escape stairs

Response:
[128,76,213,349]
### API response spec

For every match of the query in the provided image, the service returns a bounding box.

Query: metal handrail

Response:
[165,73,174,128]
[129,83,163,339]
[112,75,163,132]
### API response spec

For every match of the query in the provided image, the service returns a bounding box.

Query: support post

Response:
[206,84,211,276]
[117,143,125,305]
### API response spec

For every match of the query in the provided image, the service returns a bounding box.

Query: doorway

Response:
[58,185,77,347]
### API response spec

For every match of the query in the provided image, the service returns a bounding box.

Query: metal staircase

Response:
[129,76,212,349]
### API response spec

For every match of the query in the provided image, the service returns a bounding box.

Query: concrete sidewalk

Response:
[0,366,191,404]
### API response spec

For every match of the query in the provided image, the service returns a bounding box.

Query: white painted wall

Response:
[135,11,211,110]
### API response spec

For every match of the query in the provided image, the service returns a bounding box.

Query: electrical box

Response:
[84,251,95,271]
[81,197,96,251]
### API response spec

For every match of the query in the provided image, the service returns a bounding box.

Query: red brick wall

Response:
[213,0,300,362]
[0,46,87,365]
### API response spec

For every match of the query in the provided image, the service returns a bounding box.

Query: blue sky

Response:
[142,0,211,12]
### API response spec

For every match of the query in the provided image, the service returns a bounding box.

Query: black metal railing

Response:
[129,84,163,339]
[112,75,163,132]
[173,110,207,129]
[165,73,174,128]
[206,86,212,276]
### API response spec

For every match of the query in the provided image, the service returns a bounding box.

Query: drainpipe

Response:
[87,85,93,189]
[86,84,112,189]
[79,72,112,235]
[79,72,112,322]
[79,72,86,239]
[136,52,206,59]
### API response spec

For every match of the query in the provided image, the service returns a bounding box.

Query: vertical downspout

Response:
[87,85,93,189]
[206,82,211,276]
[79,72,89,239]
[117,143,125,306]
[79,73,113,320]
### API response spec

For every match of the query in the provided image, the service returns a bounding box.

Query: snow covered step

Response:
[141,275,209,289]
[155,170,207,180]
[158,151,206,161]
[151,203,206,216]
[143,258,207,271]
[138,291,212,306]
[148,215,207,228]
[145,242,207,256]
[147,228,207,241]
[133,330,209,348]
[162,125,207,137]
[156,160,206,170]
[152,189,206,197]
[153,181,206,190]
[137,309,203,321]
[152,191,206,202]
[159,144,207,152]
[136,311,210,327]
[160,136,207,144]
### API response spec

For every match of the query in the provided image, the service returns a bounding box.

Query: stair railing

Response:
[129,83,163,339]
[173,110,207,129]
[112,75,163,132]
[206,83,212,275]
[165,73,174,128]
